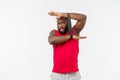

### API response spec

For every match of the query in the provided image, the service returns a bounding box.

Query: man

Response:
[48,11,87,80]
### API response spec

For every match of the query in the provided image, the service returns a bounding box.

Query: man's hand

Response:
[73,35,87,39]
[48,11,62,18]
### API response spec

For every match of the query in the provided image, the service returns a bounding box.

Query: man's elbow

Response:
[48,39,54,45]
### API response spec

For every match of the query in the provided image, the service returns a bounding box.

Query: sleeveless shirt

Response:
[52,28,79,73]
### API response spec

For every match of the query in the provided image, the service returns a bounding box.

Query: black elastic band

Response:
[67,13,72,39]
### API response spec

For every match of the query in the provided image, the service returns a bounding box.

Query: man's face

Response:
[57,18,68,34]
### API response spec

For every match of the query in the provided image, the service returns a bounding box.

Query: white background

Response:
[0,0,120,80]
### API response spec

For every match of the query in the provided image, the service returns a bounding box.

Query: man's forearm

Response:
[49,35,70,45]
[61,13,86,21]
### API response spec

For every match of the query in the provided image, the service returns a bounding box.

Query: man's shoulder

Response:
[51,29,57,31]
[49,29,58,35]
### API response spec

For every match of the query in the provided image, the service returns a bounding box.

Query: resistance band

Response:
[67,13,73,39]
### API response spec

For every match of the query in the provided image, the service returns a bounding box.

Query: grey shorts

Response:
[51,71,81,80]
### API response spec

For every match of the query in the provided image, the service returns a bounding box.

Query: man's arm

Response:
[48,30,70,45]
[61,13,87,35]
[48,12,87,35]
[48,30,87,45]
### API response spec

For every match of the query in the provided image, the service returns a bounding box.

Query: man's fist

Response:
[73,35,87,39]
[48,11,62,18]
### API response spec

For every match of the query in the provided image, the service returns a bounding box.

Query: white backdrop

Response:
[0,0,120,80]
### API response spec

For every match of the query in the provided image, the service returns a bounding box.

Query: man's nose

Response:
[59,23,63,28]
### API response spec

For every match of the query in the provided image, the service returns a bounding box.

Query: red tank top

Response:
[52,28,79,73]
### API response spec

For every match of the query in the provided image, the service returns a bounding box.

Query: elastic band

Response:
[67,13,73,39]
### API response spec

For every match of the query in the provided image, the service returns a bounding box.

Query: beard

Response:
[58,26,68,35]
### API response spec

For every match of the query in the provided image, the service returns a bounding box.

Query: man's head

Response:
[57,17,68,34]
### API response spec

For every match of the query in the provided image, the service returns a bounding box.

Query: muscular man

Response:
[48,11,87,80]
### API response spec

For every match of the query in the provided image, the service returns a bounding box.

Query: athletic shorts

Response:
[50,71,81,80]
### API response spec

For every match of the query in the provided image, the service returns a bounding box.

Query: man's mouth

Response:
[58,27,68,34]
[60,29,64,32]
